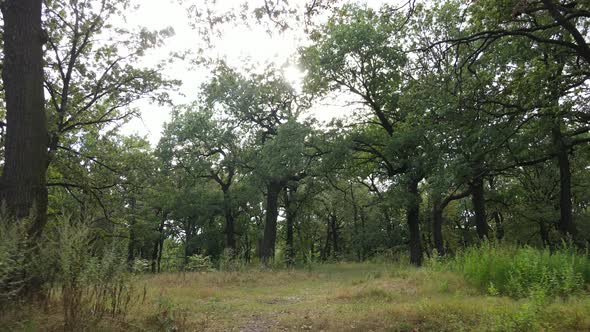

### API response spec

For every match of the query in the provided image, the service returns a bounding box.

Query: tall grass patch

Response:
[449,243,590,298]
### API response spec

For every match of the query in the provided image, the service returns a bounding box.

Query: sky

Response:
[120,0,396,145]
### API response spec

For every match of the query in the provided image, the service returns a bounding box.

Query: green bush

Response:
[449,243,590,298]
[219,248,246,272]
[0,217,32,303]
[47,218,141,329]
[132,258,151,273]
[185,254,214,272]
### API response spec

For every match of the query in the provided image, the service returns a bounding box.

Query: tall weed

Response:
[449,242,589,298]
[48,218,142,329]
[0,216,32,304]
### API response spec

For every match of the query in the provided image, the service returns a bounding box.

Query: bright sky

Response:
[121,0,396,145]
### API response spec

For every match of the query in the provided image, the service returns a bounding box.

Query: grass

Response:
[3,262,590,331]
[446,243,590,298]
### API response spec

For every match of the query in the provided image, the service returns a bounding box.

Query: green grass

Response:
[3,262,590,331]
[446,243,590,298]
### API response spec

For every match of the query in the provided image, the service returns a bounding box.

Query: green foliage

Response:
[185,254,215,272]
[0,216,33,304]
[132,259,151,273]
[219,248,247,272]
[47,218,141,329]
[449,243,590,298]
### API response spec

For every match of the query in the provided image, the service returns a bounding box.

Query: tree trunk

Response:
[330,213,339,259]
[350,186,362,261]
[492,211,504,241]
[470,175,488,240]
[284,187,297,267]
[127,197,137,264]
[323,219,331,261]
[552,124,576,238]
[432,198,445,257]
[540,220,551,248]
[261,181,282,264]
[0,0,48,237]
[222,189,236,251]
[406,177,422,266]
[151,214,166,273]
[488,177,504,241]
[359,208,367,261]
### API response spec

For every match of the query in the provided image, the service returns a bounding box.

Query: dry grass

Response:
[3,262,590,331]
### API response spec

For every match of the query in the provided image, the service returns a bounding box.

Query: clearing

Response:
[127,263,590,331]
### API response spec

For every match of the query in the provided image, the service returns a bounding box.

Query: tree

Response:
[434,0,590,241]
[301,4,427,265]
[0,0,48,236]
[202,63,325,263]
[159,105,243,252]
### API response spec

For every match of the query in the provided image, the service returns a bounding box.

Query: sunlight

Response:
[283,65,306,92]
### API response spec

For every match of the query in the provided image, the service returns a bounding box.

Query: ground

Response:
[3,262,590,331]
[130,263,590,331]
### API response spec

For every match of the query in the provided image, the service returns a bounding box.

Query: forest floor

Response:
[129,262,590,331]
[4,262,590,331]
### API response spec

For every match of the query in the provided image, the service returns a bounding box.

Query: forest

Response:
[1,0,590,331]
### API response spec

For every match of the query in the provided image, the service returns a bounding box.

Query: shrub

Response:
[0,216,32,304]
[48,218,141,329]
[185,254,214,272]
[132,258,151,273]
[219,248,245,272]
[449,242,590,298]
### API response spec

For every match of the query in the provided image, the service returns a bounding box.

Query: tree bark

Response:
[151,213,166,273]
[0,0,48,237]
[470,175,488,240]
[406,176,422,266]
[492,211,504,241]
[432,198,445,257]
[322,218,331,261]
[222,189,236,251]
[284,187,297,267]
[261,181,282,264]
[552,123,576,238]
[488,177,504,241]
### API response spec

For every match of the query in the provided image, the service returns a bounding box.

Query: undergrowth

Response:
[445,242,590,298]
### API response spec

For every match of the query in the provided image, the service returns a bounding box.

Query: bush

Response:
[219,248,247,272]
[448,242,590,298]
[132,258,151,273]
[48,218,141,329]
[0,217,32,304]
[185,254,214,272]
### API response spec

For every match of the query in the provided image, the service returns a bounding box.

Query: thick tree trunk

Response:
[0,0,48,237]
[552,124,576,237]
[222,189,236,251]
[432,199,445,257]
[470,176,488,240]
[261,181,282,264]
[406,177,422,266]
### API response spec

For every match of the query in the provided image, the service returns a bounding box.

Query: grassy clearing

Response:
[3,262,590,331]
